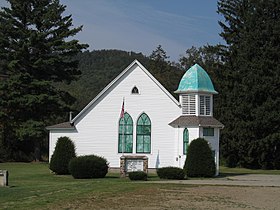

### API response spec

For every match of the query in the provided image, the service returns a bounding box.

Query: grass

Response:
[0,163,280,209]
[0,162,154,209]
[220,166,280,176]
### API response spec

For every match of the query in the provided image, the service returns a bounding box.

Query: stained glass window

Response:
[118,113,133,153]
[183,128,189,155]
[136,113,151,153]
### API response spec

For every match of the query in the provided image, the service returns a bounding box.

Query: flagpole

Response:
[121,97,125,155]
[122,115,124,156]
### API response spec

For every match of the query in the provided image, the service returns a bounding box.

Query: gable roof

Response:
[70,60,180,124]
[169,115,224,128]
[46,122,75,130]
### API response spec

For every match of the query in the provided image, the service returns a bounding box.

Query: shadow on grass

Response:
[218,173,248,178]
[105,173,120,179]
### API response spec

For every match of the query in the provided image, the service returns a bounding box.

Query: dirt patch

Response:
[50,185,280,210]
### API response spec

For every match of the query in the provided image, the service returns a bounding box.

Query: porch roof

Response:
[169,115,224,128]
[46,122,75,130]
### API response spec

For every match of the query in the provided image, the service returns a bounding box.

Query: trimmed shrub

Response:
[128,171,147,181]
[69,155,108,179]
[184,138,216,177]
[157,167,185,180]
[49,136,76,175]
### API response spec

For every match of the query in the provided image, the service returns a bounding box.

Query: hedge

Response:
[68,155,108,179]
[157,167,185,180]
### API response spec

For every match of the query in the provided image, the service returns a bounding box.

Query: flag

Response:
[120,98,124,118]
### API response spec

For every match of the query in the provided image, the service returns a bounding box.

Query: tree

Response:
[148,45,183,98]
[217,0,280,168]
[149,45,169,62]
[0,0,87,161]
[148,45,170,74]
[179,45,224,91]
[184,138,216,177]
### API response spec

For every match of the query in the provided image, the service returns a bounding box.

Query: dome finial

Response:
[175,64,217,94]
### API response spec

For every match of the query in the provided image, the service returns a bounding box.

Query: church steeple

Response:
[175,64,217,116]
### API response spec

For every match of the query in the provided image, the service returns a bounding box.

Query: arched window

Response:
[118,113,133,153]
[131,86,139,94]
[183,128,189,155]
[136,113,151,153]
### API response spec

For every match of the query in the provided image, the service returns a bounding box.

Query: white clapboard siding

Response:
[49,61,181,168]
[174,126,219,169]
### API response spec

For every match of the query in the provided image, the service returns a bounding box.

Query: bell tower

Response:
[174,64,218,117]
[170,64,223,176]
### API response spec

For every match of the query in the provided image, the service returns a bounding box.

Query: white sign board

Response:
[125,159,144,172]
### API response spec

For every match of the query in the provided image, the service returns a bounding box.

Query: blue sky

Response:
[1,0,224,61]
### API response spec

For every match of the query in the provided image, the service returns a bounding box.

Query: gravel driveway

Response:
[149,174,280,187]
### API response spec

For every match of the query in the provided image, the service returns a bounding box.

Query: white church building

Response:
[47,60,223,173]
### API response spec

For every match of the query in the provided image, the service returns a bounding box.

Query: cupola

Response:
[175,64,217,94]
[175,64,217,116]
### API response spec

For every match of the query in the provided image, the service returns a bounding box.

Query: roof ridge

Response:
[69,60,180,125]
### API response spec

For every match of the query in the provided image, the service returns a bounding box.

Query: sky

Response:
[1,0,224,61]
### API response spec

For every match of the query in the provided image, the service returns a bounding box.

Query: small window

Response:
[131,86,139,94]
[203,127,214,136]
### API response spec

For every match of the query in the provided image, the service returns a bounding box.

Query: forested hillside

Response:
[58,49,184,115]
[1,0,279,169]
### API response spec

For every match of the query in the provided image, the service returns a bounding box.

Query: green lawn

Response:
[220,166,280,175]
[1,163,280,209]
[0,162,154,209]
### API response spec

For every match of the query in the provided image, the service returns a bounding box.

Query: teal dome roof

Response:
[175,64,218,94]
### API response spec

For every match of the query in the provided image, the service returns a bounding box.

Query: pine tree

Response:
[147,45,183,99]
[149,45,170,62]
[0,0,87,160]
[217,0,280,168]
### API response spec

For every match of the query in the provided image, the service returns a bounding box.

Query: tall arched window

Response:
[136,113,151,153]
[118,113,133,153]
[183,128,189,155]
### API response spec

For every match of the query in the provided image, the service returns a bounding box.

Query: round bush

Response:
[156,167,185,180]
[49,136,76,175]
[128,171,147,181]
[184,138,216,177]
[69,155,108,179]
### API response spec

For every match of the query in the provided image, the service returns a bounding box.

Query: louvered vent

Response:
[200,95,211,116]
[205,96,211,115]
[182,94,196,115]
